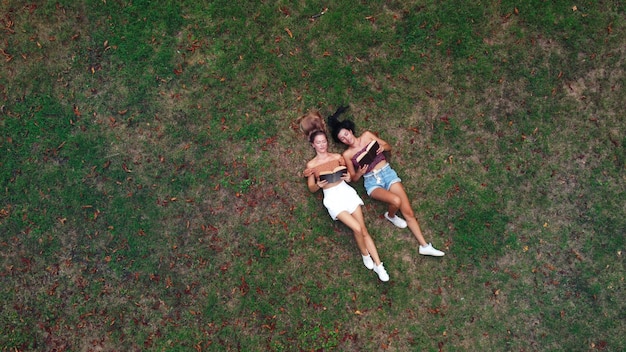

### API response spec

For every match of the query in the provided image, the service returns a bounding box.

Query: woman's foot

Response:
[373,263,390,282]
[362,254,374,270]
[419,243,445,257]
[384,212,407,228]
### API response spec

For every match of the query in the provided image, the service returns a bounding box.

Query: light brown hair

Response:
[296,110,326,141]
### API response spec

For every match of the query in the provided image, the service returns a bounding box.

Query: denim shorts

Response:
[363,163,402,196]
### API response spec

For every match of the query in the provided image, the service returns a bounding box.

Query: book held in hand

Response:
[319,166,347,183]
[356,140,380,167]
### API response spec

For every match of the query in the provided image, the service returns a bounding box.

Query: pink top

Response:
[351,143,386,173]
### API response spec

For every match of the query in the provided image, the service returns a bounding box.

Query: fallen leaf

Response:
[427,307,440,314]
[0,49,13,62]
[572,249,583,261]
[279,6,290,16]
[284,27,293,38]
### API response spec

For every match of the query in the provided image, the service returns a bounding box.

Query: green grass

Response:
[1,0,624,351]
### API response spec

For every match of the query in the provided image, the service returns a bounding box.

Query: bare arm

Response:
[364,131,391,153]
[343,151,367,182]
[305,162,327,192]
[307,174,322,193]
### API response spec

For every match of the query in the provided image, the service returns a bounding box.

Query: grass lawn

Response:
[1,0,624,351]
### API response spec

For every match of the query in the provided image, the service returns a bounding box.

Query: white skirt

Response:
[322,181,364,220]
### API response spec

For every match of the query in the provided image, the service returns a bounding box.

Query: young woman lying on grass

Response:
[327,106,445,257]
[298,110,389,282]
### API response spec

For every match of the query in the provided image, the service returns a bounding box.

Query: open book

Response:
[355,140,380,167]
[319,166,347,183]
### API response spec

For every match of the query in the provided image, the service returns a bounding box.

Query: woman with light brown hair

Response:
[298,110,390,282]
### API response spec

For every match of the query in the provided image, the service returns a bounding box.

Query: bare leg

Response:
[371,183,428,246]
[370,187,401,218]
[336,206,383,265]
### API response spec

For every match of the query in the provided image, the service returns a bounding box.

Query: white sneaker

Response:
[362,254,374,270]
[384,212,407,228]
[373,263,390,282]
[419,243,445,257]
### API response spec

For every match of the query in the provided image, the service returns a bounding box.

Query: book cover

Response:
[356,140,379,167]
[319,166,347,183]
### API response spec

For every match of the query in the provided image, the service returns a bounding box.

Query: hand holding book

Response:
[318,166,348,183]
[355,140,381,168]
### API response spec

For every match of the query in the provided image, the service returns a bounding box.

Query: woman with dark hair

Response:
[327,107,445,257]
[298,110,390,282]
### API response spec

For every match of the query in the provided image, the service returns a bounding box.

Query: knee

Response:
[352,225,364,237]
[389,195,402,209]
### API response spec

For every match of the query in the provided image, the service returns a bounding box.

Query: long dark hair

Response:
[326,105,354,143]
